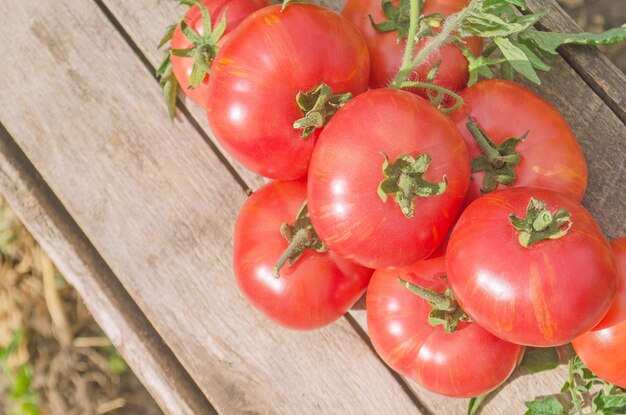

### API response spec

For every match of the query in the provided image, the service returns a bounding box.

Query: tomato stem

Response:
[398,277,452,309]
[467,116,526,193]
[273,202,327,278]
[273,228,310,277]
[397,277,471,333]
[390,0,479,89]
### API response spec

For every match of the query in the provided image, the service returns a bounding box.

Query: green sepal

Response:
[509,198,573,248]
[378,153,447,217]
[293,83,352,138]
[274,202,327,277]
[368,0,415,39]
[397,279,471,334]
[280,0,300,12]
[174,1,228,89]
[156,52,179,120]
[467,116,526,193]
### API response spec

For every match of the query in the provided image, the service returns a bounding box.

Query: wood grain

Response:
[0,123,216,415]
[526,0,626,124]
[0,0,428,414]
[98,0,626,413]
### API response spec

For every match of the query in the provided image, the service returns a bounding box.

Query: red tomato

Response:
[593,238,626,329]
[207,4,370,180]
[450,80,588,204]
[447,187,616,347]
[572,238,626,388]
[342,0,482,93]
[170,0,271,107]
[233,179,372,330]
[307,88,470,269]
[367,255,524,397]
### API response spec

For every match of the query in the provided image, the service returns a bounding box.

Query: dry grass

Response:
[0,197,162,415]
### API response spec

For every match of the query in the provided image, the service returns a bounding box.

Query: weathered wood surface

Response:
[100,0,626,413]
[0,124,215,415]
[0,0,624,414]
[0,0,427,414]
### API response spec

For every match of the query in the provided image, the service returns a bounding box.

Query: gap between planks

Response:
[0,121,216,415]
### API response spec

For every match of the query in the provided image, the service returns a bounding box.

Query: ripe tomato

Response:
[170,0,271,107]
[447,187,616,347]
[593,238,626,330]
[207,4,370,179]
[367,255,524,397]
[572,238,626,388]
[342,0,482,93]
[307,88,470,269]
[233,179,372,330]
[450,80,588,204]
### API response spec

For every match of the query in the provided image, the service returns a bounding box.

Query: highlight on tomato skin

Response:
[450,80,588,205]
[572,237,626,389]
[170,0,272,108]
[233,179,373,330]
[342,0,483,95]
[307,88,470,269]
[207,3,371,180]
[446,187,617,347]
[366,255,524,398]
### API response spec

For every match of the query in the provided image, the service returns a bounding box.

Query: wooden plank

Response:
[96,0,626,414]
[0,123,215,415]
[98,0,626,414]
[526,0,626,124]
[0,0,427,413]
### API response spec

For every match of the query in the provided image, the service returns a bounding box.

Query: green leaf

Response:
[156,52,179,120]
[524,396,565,415]
[519,26,626,55]
[11,366,33,398]
[595,394,626,414]
[512,40,551,71]
[494,36,541,84]
[0,330,23,362]
[467,394,490,415]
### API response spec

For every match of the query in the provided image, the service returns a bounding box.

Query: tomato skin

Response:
[207,4,370,180]
[307,88,470,269]
[170,0,271,107]
[446,187,616,347]
[450,80,588,204]
[572,238,626,388]
[233,180,372,330]
[592,238,626,330]
[367,256,524,397]
[342,0,482,93]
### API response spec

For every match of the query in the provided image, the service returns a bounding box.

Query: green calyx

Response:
[509,197,573,248]
[467,115,527,194]
[397,277,471,333]
[377,153,447,218]
[369,0,444,40]
[273,202,327,277]
[170,0,227,89]
[293,83,352,138]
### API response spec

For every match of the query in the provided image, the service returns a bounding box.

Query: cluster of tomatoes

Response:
[163,0,625,400]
